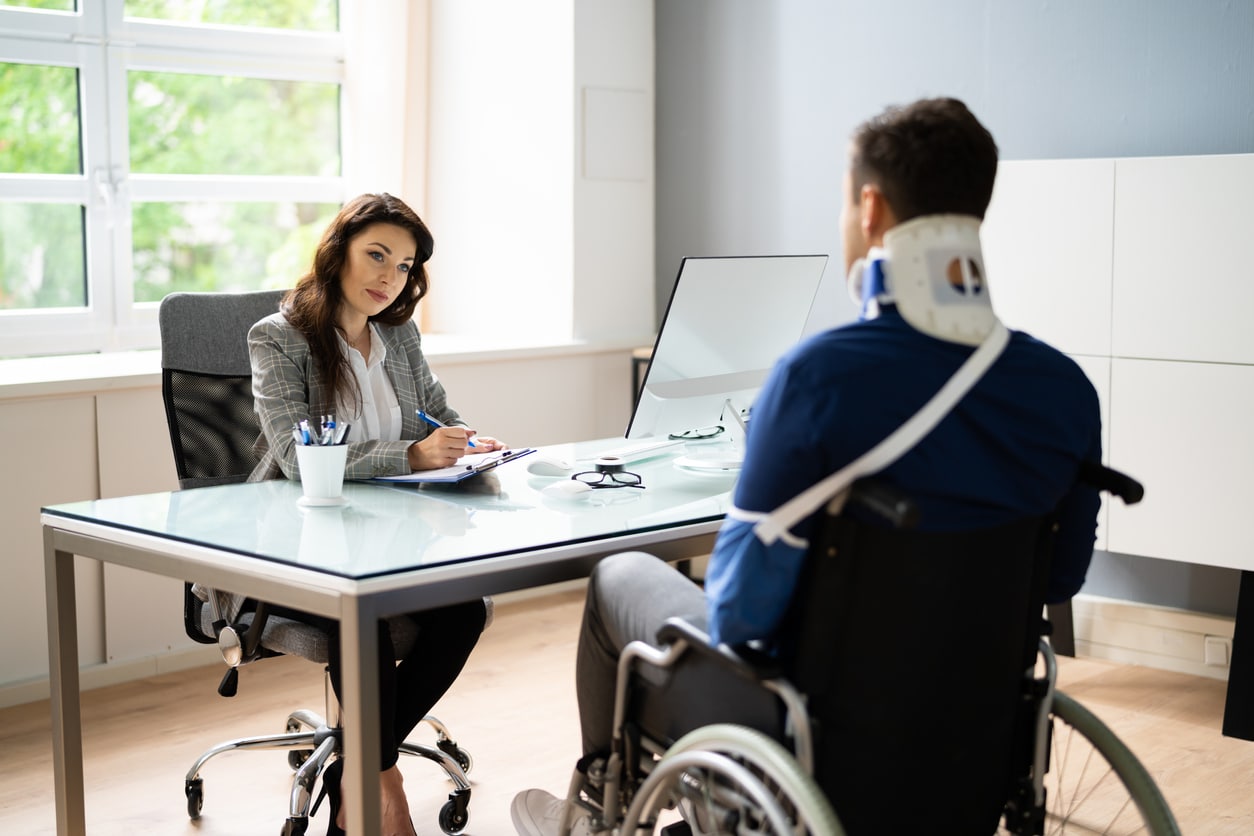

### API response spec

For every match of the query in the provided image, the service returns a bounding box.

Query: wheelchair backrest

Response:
[783,507,1054,835]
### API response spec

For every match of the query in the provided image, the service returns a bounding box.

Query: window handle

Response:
[94,167,126,228]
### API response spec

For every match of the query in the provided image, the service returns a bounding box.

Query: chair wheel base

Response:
[280,817,309,836]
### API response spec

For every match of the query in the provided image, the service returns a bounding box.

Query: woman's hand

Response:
[408,427,476,470]
[408,428,508,471]
[468,434,506,452]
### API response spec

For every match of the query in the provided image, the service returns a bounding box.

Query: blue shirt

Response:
[704,311,1103,648]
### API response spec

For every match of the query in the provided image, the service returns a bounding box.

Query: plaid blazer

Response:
[247,312,465,483]
[194,313,471,623]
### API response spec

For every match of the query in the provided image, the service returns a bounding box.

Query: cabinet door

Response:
[97,389,191,663]
[982,159,1114,357]
[1112,155,1254,363]
[0,396,103,684]
[1107,358,1254,571]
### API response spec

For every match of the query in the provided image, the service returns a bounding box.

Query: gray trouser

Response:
[575,551,706,755]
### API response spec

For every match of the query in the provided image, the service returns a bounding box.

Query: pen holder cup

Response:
[295,444,349,502]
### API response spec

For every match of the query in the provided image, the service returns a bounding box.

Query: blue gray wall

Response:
[655,0,1254,616]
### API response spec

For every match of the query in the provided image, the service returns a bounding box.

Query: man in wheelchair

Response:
[512,97,1106,836]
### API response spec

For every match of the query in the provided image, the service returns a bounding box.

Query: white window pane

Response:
[0,60,80,174]
[131,200,338,301]
[0,1,75,10]
[129,70,340,177]
[0,202,86,309]
[124,1,338,31]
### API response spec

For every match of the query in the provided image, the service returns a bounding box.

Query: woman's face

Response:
[337,222,418,321]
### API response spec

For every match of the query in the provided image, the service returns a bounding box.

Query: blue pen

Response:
[416,409,476,448]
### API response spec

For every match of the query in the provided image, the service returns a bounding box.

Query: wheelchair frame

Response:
[553,627,1180,835]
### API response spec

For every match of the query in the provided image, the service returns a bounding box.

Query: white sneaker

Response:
[511,788,594,836]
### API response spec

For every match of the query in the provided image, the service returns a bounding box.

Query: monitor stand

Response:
[674,447,744,472]
[674,398,748,471]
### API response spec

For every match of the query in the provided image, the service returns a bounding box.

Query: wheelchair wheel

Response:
[623,724,843,835]
[1029,691,1180,835]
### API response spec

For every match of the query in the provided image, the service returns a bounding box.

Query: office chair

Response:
[557,471,1179,835]
[159,290,476,836]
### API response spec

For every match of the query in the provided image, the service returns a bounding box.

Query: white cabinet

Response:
[1107,359,1254,570]
[1112,155,1254,364]
[97,389,186,663]
[984,154,1254,572]
[0,395,105,683]
[982,158,1114,357]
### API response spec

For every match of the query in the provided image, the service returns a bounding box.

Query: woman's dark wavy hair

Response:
[282,192,435,412]
[849,97,998,222]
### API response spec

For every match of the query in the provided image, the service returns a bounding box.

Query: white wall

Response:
[423,0,656,348]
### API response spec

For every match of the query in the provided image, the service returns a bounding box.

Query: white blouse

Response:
[336,324,402,443]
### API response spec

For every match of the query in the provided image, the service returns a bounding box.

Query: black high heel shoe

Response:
[311,758,346,836]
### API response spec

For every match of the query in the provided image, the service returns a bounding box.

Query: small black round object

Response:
[185,780,204,819]
[439,799,469,834]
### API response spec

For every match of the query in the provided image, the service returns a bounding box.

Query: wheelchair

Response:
[551,470,1181,835]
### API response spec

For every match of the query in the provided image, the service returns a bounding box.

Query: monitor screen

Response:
[626,254,829,441]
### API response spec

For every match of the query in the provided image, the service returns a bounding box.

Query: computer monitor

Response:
[625,254,829,459]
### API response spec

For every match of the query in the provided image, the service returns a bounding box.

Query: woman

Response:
[248,192,503,836]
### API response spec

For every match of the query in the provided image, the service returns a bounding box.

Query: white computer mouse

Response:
[541,479,592,499]
[527,455,575,477]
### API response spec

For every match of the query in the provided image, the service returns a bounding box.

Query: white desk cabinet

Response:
[984,153,1254,574]
[1112,155,1254,364]
[1107,358,1254,570]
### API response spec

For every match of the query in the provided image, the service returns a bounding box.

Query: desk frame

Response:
[44,512,717,835]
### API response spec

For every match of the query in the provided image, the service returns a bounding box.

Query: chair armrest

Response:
[655,616,783,681]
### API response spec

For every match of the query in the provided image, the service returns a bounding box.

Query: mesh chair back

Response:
[159,290,283,646]
[782,508,1053,836]
[158,290,284,489]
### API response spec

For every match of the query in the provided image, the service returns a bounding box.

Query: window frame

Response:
[0,1,347,358]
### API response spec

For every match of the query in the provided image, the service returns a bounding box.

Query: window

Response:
[0,1,346,358]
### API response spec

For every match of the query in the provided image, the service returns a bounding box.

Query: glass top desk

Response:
[41,438,738,835]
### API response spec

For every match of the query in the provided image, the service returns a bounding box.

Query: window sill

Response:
[0,335,652,401]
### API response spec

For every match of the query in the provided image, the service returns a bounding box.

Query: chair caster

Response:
[285,717,314,771]
[438,790,471,835]
[280,816,309,836]
[185,778,204,819]
[437,738,473,774]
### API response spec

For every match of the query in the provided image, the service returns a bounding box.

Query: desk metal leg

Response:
[1223,570,1254,740]
[45,529,85,836]
[341,595,384,834]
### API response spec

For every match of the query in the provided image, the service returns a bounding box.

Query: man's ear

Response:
[860,183,896,244]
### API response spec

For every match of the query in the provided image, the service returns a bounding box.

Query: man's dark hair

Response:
[849,97,998,221]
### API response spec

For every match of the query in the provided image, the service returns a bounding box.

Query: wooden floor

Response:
[2,588,1253,835]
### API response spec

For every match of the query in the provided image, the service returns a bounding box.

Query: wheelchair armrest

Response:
[1078,461,1144,505]
[655,616,783,682]
[849,479,921,529]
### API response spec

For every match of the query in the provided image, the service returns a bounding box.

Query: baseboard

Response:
[1072,594,1235,681]
[0,644,221,710]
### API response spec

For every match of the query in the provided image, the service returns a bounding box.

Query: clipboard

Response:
[368,447,537,484]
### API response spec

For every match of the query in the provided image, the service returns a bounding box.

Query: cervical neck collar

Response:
[847,214,998,346]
